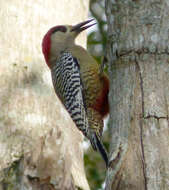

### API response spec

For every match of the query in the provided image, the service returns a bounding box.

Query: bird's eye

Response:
[52,26,67,33]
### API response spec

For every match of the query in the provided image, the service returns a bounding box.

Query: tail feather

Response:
[95,135,109,167]
[89,132,109,167]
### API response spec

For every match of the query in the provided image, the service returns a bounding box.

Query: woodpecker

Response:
[42,19,109,166]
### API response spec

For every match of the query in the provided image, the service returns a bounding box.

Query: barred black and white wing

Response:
[51,51,109,166]
[51,52,89,137]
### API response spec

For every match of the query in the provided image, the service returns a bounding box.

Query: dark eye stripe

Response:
[52,26,67,33]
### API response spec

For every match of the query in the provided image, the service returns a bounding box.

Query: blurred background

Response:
[85,1,110,189]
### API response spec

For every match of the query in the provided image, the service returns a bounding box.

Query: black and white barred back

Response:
[51,52,109,166]
[51,52,89,137]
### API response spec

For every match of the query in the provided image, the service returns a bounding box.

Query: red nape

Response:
[42,26,61,67]
[92,75,109,118]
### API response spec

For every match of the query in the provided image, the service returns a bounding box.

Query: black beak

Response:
[71,19,96,33]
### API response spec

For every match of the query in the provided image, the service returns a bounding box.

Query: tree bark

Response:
[105,0,169,190]
[0,1,90,190]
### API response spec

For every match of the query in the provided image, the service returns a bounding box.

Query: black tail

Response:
[95,135,109,167]
[89,133,109,167]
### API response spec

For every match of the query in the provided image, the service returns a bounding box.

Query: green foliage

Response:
[84,148,106,190]
[87,0,107,62]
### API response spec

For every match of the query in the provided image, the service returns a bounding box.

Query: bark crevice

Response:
[135,59,147,190]
[143,115,168,120]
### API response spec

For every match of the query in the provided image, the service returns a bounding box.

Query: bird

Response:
[42,19,109,166]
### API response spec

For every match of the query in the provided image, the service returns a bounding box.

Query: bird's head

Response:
[42,19,96,68]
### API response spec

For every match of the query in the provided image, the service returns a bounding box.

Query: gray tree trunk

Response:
[105,0,169,190]
[0,1,90,190]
